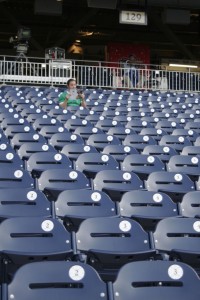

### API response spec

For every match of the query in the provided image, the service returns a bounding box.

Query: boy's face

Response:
[68,80,76,89]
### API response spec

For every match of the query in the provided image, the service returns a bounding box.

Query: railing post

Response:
[99,61,101,89]
[188,67,191,93]
[3,56,5,85]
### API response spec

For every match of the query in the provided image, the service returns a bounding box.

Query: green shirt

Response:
[58,91,82,107]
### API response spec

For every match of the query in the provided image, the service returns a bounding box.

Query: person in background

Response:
[58,78,86,109]
[123,55,138,88]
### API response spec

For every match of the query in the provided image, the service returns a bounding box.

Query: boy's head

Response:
[67,79,77,89]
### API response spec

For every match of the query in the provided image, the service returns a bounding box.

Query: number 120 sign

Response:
[119,10,147,25]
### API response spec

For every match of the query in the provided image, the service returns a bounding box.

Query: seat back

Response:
[159,135,192,152]
[122,154,165,180]
[0,167,34,189]
[93,170,143,201]
[0,151,23,169]
[4,125,35,139]
[113,261,200,300]
[154,217,200,266]
[8,261,108,300]
[39,125,66,140]
[76,217,154,267]
[120,190,178,230]
[18,142,56,160]
[49,132,84,150]
[27,152,72,177]
[180,191,200,217]
[0,188,51,219]
[167,155,200,180]
[102,145,138,162]
[87,134,121,151]
[64,118,93,132]
[146,171,195,202]
[0,217,72,264]
[11,132,46,149]
[123,135,157,152]
[143,145,178,162]
[55,189,117,231]
[74,126,103,140]
[61,144,98,161]
[38,169,90,199]
[76,153,119,178]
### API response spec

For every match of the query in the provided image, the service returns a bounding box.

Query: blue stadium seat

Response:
[47,107,65,117]
[95,119,121,133]
[32,117,61,131]
[20,107,42,118]
[127,111,146,119]
[180,191,200,218]
[101,109,117,119]
[113,261,200,300]
[0,111,17,124]
[11,132,46,149]
[113,115,131,125]
[18,142,56,160]
[0,167,34,189]
[167,155,200,181]
[172,128,198,143]
[146,171,195,202]
[143,145,178,163]
[61,144,98,163]
[85,113,102,124]
[64,118,93,132]
[159,135,192,153]
[0,188,51,219]
[93,170,143,201]
[74,107,90,119]
[194,136,200,146]
[185,121,200,134]
[27,152,72,178]
[74,126,103,140]
[26,113,47,124]
[39,125,67,140]
[181,146,200,156]
[4,124,36,139]
[8,261,108,300]
[75,153,119,178]
[87,134,121,151]
[49,132,84,151]
[122,154,165,180]
[41,104,57,113]
[1,116,30,130]
[38,169,90,200]
[55,110,73,123]
[0,217,73,273]
[140,128,167,142]
[76,217,155,280]
[154,217,200,268]
[126,120,153,133]
[55,189,117,231]
[123,135,157,153]
[102,144,138,163]
[156,120,183,134]
[0,151,23,169]
[107,127,135,141]
[119,190,178,231]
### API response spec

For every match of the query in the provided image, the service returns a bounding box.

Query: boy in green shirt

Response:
[58,79,86,109]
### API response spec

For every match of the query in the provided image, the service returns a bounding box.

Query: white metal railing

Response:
[0,56,200,93]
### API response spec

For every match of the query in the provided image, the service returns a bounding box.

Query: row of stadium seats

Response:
[3,260,200,300]
[0,186,198,227]
[0,213,199,283]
